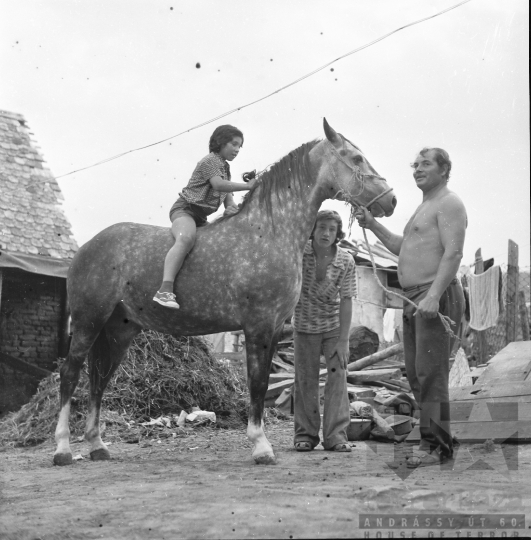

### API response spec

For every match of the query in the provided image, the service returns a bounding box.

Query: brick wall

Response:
[0,268,66,414]
[0,268,65,369]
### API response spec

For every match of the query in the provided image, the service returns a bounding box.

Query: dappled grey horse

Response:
[54,119,396,466]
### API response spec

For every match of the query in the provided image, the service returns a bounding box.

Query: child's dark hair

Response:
[209,125,244,153]
[310,210,345,245]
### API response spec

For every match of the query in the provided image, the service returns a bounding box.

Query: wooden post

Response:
[519,290,530,341]
[506,240,519,344]
[474,248,489,363]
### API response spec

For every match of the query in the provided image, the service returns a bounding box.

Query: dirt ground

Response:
[1,418,530,539]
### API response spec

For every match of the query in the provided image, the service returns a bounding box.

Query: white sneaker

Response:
[153,291,180,309]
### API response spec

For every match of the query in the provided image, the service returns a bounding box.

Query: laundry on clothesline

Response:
[383,309,396,342]
[468,265,502,331]
[382,308,403,342]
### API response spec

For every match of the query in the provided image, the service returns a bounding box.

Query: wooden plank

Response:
[450,400,531,422]
[367,380,405,393]
[387,378,411,391]
[406,420,531,443]
[506,239,519,344]
[269,372,294,384]
[265,379,293,400]
[267,378,375,401]
[346,343,403,371]
[474,341,531,385]
[0,352,53,379]
[450,380,531,401]
[346,386,376,398]
[272,356,295,373]
[361,363,405,371]
[454,395,531,406]
[277,340,293,346]
[277,351,294,364]
[449,401,476,421]
[347,368,402,385]
[485,340,531,364]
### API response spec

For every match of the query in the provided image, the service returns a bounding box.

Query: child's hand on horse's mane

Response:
[246,177,259,190]
[242,169,256,182]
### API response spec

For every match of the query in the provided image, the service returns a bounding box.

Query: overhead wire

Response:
[49,0,473,182]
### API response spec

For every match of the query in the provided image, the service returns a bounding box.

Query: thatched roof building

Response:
[0,109,77,414]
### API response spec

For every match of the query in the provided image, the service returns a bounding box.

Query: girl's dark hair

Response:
[209,125,244,153]
[310,210,345,245]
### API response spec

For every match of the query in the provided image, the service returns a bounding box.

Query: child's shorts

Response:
[169,197,211,226]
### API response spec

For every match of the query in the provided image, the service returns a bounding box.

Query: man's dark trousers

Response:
[402,279,465,457]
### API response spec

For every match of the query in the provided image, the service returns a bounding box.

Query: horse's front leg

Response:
[244,327,279,465]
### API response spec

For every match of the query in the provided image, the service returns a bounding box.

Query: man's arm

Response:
[210,175,256,193]
[355,207,403,256]
[416,195,467,318]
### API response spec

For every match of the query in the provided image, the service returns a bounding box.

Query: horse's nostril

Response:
[392,196,397,208]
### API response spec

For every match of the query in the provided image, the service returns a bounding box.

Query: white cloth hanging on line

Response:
[383,308,396,342]
[468,265,501,331]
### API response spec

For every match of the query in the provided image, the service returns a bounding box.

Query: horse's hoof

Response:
[90,448,111,461]
[53,452,73,466]
[254,453,277,465]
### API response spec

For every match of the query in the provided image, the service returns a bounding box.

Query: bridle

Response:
[325,141,456,338]
[324,139,393,211]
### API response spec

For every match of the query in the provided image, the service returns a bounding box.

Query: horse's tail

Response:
[87,327,112,391]
[85,303,140,396]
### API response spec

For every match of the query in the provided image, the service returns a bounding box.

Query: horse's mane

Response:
[212,139,320,224]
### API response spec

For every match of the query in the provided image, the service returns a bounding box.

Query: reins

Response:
[325,140,458,339]
[356,224,458,339]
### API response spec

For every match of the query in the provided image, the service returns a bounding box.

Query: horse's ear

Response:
[323,118,341,146]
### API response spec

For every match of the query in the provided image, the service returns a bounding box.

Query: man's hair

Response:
[419,147,452,180]
[310,210,345,245]
[209,125,244,153]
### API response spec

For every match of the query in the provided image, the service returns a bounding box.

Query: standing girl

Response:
[292,210,356,452]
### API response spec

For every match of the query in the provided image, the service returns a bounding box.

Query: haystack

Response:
[0,331,248,448]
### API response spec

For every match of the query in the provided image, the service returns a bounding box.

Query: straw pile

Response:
[0,331,249,448]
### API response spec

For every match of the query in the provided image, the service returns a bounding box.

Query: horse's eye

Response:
[352,155,363,164]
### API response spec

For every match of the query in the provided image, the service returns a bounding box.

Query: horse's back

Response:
[67,220,302,335]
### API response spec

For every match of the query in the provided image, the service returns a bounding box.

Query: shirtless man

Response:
[355,147,466,467]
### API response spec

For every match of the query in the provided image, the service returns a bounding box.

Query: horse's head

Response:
[315,118,397,218]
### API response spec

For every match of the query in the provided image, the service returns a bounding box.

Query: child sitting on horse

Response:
[153,124,257,309]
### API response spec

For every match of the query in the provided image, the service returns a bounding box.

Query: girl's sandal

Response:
[294,442,313,452]
[329,443,352,452]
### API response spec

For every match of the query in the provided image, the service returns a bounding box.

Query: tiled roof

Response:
[0,110,78,260]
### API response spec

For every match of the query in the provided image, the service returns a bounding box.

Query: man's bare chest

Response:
[403,203,439,238]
